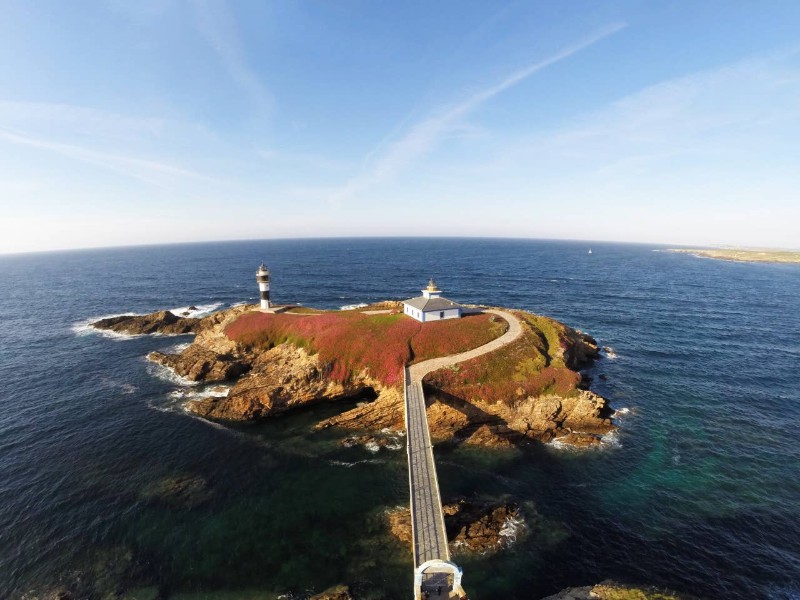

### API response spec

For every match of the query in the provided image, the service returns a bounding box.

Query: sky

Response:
[0,1,799,254]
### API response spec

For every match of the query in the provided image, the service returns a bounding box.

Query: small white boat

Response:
[588,248,593,255]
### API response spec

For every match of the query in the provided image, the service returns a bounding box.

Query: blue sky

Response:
[1,1,799,253]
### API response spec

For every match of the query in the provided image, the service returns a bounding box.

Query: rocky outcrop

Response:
[148,346,250,382]
[562,330,602,370]
[315,387,405,432]
[490,390,613,446]
[387,498,524,555]
[92,310,200,335]
[445,498,523,553]
[188,344,374,421]
[91,304,253,339]
[542,581,702,600]
[323,386,612,449]
[310,585,354,600]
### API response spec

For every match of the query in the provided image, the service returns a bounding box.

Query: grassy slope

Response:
[225,311,507,386]
[424,311,583,405]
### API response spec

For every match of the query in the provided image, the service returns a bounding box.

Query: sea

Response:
[0,238,798,600]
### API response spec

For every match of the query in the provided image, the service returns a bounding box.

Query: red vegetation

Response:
[424,313,582,405]
[225,311,506,387]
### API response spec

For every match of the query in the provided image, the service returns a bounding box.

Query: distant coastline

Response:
[668,248,800,264]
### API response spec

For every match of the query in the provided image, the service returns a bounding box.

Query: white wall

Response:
[403,303,462,322]
[421,308,460,322]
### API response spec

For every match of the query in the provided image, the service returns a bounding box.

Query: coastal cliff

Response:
[92,303,614,448]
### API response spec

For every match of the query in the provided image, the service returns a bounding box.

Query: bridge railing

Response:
[403,366,420,570]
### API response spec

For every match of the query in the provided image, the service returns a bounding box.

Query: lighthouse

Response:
[256,263,271,309]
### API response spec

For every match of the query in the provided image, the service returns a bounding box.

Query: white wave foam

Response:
[119,383,137,395]
[547,430,621,452]
[364,440,381,453]
[600,430,621,448]
[498,514,526,545]
[381,427,404,436]
[328,459,385,468]
[340,303,368,311]
[602,346,618,359]
[168,385,231,402]
[71,313,142,339]
[385,439,403,451]
[169,303,223,318]
[165,341,192,354]
[613,407,631,416]
[145,361,199,387]
[547,437,575,452]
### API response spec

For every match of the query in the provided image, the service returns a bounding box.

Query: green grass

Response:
[424,311,581,405]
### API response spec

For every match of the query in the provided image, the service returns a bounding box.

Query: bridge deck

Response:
[405,370,449,568]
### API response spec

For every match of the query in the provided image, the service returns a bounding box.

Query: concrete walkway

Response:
[404,309,523,597]
[408,309,523,382]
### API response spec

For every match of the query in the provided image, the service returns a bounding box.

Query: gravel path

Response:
[408,309,523,383]
[404,308,524,580]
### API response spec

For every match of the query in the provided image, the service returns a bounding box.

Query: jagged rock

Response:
[310,584,354,600]
[387,498,524,554]
[542,581,703,600]
[341,433,402,451]
[92,310,199,335]
[463,424,516,448]
[563,330,601,369]
[426,402,471,442]
[316,387,405,432]
[189,345,373,421]
[444,499,523,553]
[386,507,414,546]
[148,346,250,382]
[489,391,613,445]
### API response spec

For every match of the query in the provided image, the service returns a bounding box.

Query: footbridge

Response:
[403,309,523,600]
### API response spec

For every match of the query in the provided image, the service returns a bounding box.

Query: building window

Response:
[440,311,444,318]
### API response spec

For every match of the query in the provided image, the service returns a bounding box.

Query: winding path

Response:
[404,309,523,598]
[409,309,523,382]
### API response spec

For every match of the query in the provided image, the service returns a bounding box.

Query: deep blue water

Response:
[1,238,799,599]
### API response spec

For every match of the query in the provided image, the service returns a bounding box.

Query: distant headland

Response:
[668,248,800,264]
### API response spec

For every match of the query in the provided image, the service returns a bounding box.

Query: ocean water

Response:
[0,238,798,600]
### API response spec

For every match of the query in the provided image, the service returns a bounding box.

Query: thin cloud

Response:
[0,128,219,185]
[189,0,272,122]
[330,23,626,203]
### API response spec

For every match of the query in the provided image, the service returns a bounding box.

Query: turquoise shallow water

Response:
[0,239,798,599]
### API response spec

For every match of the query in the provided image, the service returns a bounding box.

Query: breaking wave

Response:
[71,313,141,339]
[340,303,368,311]
[169,303,223,318]
[602,346,618,359]
[498,513,526,546]
[145,360,199,387]
[328,459,386,468]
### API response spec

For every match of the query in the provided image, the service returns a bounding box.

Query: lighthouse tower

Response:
[256,263,271,309]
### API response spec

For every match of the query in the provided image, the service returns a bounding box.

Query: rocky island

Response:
[92,302,614,449]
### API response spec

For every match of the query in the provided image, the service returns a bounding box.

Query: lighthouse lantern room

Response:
[256,263,271,309]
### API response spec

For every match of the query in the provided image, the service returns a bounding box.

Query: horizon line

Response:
[1,235,796,258]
